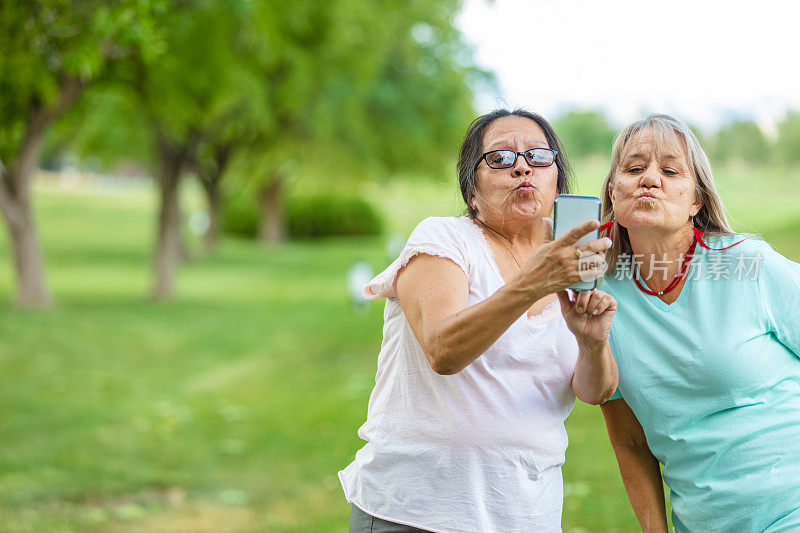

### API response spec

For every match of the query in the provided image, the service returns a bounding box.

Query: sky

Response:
[456,0,800,134]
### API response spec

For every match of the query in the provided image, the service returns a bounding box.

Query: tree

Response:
[775,111,800,166]
[237,0,487,243]
[26,0,487,300]
[193,139,235,251]
[712,119,769,165]
[126,0,259,298]
[552,110,617,160]
[49,2,263,259]
[0,0,160,307]
[189,50,267,252]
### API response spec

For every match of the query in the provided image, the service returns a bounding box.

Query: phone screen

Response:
[553,194,602,291]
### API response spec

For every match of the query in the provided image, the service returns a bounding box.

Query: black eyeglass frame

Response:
[475,148,559,170]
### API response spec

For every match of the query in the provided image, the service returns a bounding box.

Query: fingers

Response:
[576,236,613,255]
[554,220,600,247]
[573,237,612,286]
[581,290,617,316]
[573,290,593,314]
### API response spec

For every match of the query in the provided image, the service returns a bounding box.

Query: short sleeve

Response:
[363,217,471,299]
[758,241,800,357]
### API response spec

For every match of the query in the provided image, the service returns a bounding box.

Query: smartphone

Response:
[552,194,602,291]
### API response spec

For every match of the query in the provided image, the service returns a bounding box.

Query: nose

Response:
[511,153,532,177]
[640,163,661,188]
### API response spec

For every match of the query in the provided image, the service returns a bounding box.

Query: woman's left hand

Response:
[557,289,617,348]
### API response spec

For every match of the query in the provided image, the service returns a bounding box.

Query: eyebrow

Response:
[486,139,550,151]
[622,152,647,160]
[622,152,682,162]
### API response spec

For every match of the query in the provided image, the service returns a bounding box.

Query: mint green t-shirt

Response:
[598,235,800,533]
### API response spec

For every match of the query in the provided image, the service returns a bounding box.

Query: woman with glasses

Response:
[339,109,619,532]
[597,114,800,532]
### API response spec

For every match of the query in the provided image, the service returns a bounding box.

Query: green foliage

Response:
[0,0,163,168]
[41,0,485,216]
[321,2,491,178]
[134,1,260,147]
[287,194,384,238]
[44,1,266,175]
[44,86,154,172]
[711,119,769,164]
[775,111,800,166]
[552,110,617,160]
[229,0,488,192]
[222,190,384,239]
[220,189,259,238]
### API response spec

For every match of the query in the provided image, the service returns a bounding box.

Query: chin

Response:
[514,202,544,220]
[617,214,663,231]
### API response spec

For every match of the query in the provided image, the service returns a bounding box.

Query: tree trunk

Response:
[152,150,183,301]
[258,175,287,243]
[0,186,51,308]
[0,77,82,307]
[204,183,221,252]
[197,144,231,253]
[0,114,54,308]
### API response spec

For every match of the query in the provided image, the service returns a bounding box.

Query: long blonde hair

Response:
[601,114,738,273]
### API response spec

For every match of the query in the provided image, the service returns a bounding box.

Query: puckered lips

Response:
[515,181,534,193]
[635,190,660,202]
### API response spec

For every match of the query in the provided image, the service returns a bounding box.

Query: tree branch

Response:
[10,75,85,202]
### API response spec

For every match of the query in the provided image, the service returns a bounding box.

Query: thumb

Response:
[556,289,573,310]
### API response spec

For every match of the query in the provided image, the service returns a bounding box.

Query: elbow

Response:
[425,344,463,375]
[429,354,462,375]
[576,392,608,406]
[431,363,459,375]
[575,384,617,406]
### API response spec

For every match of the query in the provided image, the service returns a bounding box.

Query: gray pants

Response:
[349,505,433,533]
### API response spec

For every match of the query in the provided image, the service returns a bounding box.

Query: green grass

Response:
[0,164,797,531]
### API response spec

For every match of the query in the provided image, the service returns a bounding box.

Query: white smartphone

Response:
[552,194,602,291]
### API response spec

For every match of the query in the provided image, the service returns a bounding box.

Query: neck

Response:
[475,215,545,249]
[628,224,695,292]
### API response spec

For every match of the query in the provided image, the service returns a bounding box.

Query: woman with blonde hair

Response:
[597,114,800,532]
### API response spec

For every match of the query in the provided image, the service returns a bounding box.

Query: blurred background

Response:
[1,0,798,531]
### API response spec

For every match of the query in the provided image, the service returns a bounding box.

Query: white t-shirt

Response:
[338,216,579,533]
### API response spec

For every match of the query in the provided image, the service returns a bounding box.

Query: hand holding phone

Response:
[552,194,606,291]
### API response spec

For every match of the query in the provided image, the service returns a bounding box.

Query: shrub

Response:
[221,191,259,238]
[287,193,384,238]
[222,191,384,239]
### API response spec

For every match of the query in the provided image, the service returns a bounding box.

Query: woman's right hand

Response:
[512,220,612,298]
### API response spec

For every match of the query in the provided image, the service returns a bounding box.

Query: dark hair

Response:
[456,109,572,218]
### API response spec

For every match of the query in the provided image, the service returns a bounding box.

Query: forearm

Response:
[423,280,543,374]
[571,341,618,404]
[613,444,668,533]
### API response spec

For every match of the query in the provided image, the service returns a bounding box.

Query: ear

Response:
[690,192,702,218]
[608,182,616,205]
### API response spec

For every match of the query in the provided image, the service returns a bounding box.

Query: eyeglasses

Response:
[476,148,558,170]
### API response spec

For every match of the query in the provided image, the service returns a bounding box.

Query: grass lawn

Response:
[0,163,797,531]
